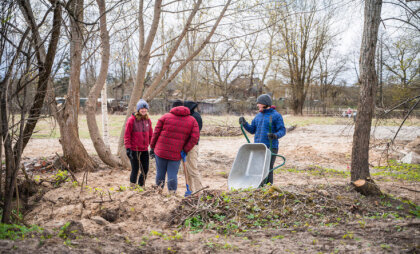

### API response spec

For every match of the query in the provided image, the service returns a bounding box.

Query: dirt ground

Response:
[1,124,419,253]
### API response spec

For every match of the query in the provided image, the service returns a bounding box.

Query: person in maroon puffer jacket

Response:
[150,101,200,192]
[124,99,153,188]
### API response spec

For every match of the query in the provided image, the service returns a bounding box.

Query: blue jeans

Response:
[155,155,181,191]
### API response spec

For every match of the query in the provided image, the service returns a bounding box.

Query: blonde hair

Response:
[135,111,149,120]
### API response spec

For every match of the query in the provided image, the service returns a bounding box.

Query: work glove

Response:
[149,149,155,159]
[126,148,133,160]
[180,150,187,162]
[267,133,277,140]
[239,117,247,125]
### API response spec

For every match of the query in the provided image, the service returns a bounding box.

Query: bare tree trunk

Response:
[117,0,231,161]
[56,0,97,171]
[86,0,120,167]
[18,0,61,151]
[0,82,13,223]
[292,82,305,115]
[350,0,382,195]
[0,108,2,200]
[117,0,163,169]
[0,2,32,222]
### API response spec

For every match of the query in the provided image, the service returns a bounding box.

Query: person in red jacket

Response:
[124,99,153,188]
[150,101,200,193]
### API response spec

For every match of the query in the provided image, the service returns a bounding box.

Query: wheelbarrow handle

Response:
[271,153,286,170]
[240,123,251,143]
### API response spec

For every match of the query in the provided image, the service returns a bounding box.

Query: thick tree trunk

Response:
[292,83,305,115]
[117,0,163,168]
[0,108,2,200]
[0,84,13,223]
[56,0,97,171]
[86,0,120,168]
[350,0,382,192]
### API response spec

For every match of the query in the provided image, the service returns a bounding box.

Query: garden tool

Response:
[181,151,192,197]
[229,119,286,190]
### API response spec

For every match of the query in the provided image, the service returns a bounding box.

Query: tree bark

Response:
[117,0,163,169]
[18,0,62,151]
[350,0,382,192]
[56,0,97,171]
[0,2,32,222]
[86,0,120,168]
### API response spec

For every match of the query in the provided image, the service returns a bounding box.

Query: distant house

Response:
[230,75,263,99]
[110,77,134,101]
[265,80,290,100]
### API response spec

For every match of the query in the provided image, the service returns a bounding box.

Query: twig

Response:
[378,94,420,117]
[391,98,420,145]
[397,186,420,193]
[15,179,20,218]
[44,198,57,204]
[20,165,30,182]
[55,152,78,183]
[190,185,210,196]
[92,199,114,204]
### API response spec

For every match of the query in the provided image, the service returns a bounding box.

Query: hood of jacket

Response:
[184,101,198,114]
[170,106,190,116]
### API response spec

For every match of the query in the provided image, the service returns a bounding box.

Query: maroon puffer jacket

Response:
[150,106,199,161]
[124,114,153,151]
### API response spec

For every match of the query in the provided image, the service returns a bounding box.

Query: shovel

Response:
[181,151,192,197]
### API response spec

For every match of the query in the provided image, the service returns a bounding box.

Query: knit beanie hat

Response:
[136,99,149,111]
[256,94,272,106]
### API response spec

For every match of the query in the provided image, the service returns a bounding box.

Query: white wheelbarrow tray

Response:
[228,143,271,190]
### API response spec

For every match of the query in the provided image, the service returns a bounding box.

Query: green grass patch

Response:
[372,160,420,181]
[0,223,43,240]
[275,166,350,178]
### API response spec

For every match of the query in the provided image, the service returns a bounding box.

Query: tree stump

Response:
[351,178,382,196]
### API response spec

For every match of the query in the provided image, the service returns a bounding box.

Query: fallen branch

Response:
[397,185,420,193]
[92,199,114,204]
[190,185,210,196]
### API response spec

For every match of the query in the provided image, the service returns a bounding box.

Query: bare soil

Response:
[1,124,419,253]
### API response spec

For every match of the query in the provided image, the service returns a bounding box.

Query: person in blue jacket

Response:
[239,94,286,185]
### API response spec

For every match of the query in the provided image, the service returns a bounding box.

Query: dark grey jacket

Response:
[184,101,202,131]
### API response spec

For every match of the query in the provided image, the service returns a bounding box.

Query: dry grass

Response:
[31,114,420,139]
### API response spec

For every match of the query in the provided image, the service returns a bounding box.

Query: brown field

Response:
[1,115,419,253]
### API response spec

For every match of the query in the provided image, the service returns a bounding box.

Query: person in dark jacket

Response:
[124,99,153,188]
[183,101,204,192]
[150,102,200,192]
[239,94,286,185]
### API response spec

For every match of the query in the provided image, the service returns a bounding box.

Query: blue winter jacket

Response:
[243,107,286,149]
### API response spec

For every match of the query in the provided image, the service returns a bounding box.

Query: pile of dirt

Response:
[169,185,418,234]
[201,125,242,136]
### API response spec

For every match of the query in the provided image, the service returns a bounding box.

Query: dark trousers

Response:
[129,151,149,186]
[262,148,278,186]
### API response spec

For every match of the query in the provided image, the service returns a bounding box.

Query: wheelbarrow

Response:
[228,117,286,190]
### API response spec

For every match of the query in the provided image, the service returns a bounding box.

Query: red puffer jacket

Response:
[124,114,153,151]
[150,106,199,161]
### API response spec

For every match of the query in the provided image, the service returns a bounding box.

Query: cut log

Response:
[352,178,382,196]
